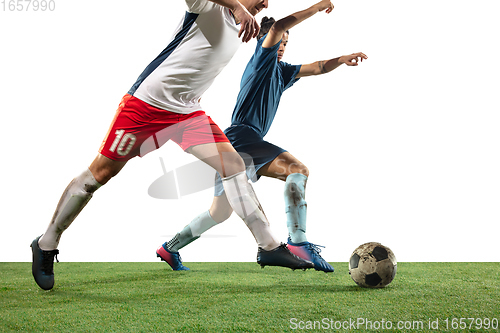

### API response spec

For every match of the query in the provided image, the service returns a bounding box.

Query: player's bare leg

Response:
[32,154,126,290]
[209,193,234,223]
[257,151,309,181]
[258,152,334,272]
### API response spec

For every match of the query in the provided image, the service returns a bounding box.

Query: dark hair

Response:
[257,17,290,40]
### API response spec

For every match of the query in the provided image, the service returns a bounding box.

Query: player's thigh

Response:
[258,152,309,181]
[188,142,245,177]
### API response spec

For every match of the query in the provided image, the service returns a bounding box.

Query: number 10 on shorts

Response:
[109,129,136,156]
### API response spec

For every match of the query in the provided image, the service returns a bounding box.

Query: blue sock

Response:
[284,173,308,244]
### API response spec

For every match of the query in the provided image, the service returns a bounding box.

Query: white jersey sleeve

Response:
[185,0,213,13]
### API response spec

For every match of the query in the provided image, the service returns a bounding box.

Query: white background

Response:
[1,0,499,263]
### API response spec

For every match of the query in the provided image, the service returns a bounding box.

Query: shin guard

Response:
[38,168,101,250]
[284,173,308,244]
[222,171,279,250]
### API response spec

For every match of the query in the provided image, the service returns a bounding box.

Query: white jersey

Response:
[128,0,242,114]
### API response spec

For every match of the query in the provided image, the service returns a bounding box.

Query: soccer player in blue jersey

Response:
[157,0,368,272]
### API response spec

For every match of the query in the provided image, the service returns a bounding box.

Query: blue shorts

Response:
[214,124,287,196]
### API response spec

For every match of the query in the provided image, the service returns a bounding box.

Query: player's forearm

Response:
[298,52,367,78]
[297,57,342,78]
[320,57,343,74]
[272,3,325,35]
[320,53,366,73]
[310,57,343,76]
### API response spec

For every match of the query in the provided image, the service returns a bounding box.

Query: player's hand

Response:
[340,52,368,66]
[315,0,334,14]
[233,3,260,43]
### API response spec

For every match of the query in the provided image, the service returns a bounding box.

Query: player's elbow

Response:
[270,22,286,36]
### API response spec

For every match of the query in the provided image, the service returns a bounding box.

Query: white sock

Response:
[222,171,279,250]
[38,168,102,250]
[167,210,218,252]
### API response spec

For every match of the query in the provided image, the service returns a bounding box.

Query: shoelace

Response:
[306,243,325,259]
[176,253,183,263]
[41,250,59,274]
[172,252,185,267]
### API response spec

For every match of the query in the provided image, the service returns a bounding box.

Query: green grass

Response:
[0,262,499,332]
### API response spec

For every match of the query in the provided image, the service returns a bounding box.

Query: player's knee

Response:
[298,165,309,178]
[288,164,309,178]
[89,154,126,185]
[220,152,246,177]
[91,165,120,185]
[92,170,111,185]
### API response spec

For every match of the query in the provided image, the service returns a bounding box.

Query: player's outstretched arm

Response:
[296,52,368,78]
[210,0,259,42]
[262,0,333,48]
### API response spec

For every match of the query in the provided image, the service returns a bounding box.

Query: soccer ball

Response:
[348,242,397,288]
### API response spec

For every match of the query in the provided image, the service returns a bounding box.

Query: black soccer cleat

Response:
[257,243,314,270]
[31,236,59,290]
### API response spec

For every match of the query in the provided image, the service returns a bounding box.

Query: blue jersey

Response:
[229,35,301,137]
[214,36,302,196]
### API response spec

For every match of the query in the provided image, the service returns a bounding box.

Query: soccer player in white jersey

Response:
[31,0,314,291]
[158,0,368,272]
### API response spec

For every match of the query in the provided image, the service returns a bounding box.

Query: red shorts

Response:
[99,94,229,161]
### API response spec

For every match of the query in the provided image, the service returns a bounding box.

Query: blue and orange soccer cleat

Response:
[156,244,190,271]
[287,238,334,273]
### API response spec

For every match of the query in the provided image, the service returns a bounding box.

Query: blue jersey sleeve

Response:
[253,34,301,90]
[230,34,301,136]
[251,34,280,71]
[279,62,301,91]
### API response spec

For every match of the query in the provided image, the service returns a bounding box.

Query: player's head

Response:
[241,0,269,16]
[257,17,289,62]
[257,17,275,39]
[277,31,288,62]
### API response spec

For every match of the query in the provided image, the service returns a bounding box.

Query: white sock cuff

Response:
[79,168,102,192]
[286,173,308,183]
[221,170,247,182]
